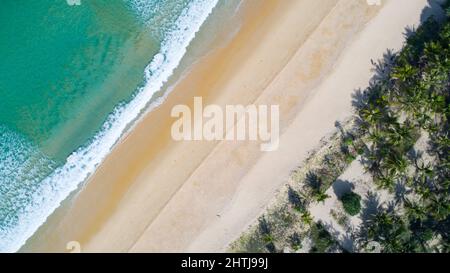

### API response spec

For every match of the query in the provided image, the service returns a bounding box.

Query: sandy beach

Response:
[21,0,433,252]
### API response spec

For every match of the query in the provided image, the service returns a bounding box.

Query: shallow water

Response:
[0,0,223,252]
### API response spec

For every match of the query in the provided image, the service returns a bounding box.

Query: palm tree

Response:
[367,211,412,252]
[314,190,330,204]
[361,107,383,125]
[392,63,418,83]
[404,199,428,222]
[428,196,450,221]
[301,211,314,226]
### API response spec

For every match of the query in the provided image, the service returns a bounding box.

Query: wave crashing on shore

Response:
[0,0,218,253]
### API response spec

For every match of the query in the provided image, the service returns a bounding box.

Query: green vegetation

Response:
[289,232,303,251]
[340,192,362,216]
[302,137,361,204]
[355,2,450,252]
[309,222,337,253]
[231,1,449,253]
[230,125,352,253]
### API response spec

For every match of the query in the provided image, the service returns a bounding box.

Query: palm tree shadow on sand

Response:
[355,191,382,243]
[352,0,446,113]
[332,180,355,199]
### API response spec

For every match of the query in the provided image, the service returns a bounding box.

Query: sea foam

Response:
[0,0,218,252]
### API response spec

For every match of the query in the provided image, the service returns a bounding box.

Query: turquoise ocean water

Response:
[0,0,233,252]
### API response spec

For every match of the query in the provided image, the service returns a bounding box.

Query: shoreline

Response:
[9,0,223,253]
[22,0,430,252]
[22,0,296,252]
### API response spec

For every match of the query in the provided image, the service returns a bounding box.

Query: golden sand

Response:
[22,0,430,252]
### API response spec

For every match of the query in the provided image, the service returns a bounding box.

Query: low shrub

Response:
[341,192,362,216]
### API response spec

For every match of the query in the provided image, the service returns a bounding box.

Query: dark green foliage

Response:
[258,217,277,253]
[356,0,450,252]
[290,232,302,251]
[341,192,362,216]
[236,1,450,254]
[309,222,337,253]
[366,212,413,253]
